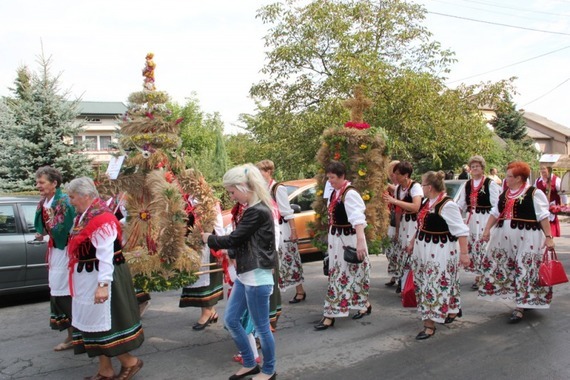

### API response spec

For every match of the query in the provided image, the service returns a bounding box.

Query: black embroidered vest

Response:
[397,181,419,222]
[465,177,492,214]
[497,186,540,230]
[76,238,125,273]
[330,186,357,236]
[417,197,458,244]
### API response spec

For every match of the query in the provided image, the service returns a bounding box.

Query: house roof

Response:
[523,111,570,137]
[78,101,127,116]
[526,127,550,139]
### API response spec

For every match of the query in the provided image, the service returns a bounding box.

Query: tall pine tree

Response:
[0,54,92,192]
[491,91,528,141]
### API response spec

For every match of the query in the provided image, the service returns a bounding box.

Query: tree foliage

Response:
[490,91,528,141]
[242,0,512,178]
[0,55,92,192]
[169,96,228,183]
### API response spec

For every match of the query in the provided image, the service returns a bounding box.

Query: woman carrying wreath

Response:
[315,161,371,331]
[479,161,555,324]
[408,171,470,340]
[66,177,144,380]
[256,160,307,304]
[34,166,76,351]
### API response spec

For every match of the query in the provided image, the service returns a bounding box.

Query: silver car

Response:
[0,196,49,295]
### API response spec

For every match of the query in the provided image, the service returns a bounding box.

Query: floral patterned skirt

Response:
[323,233,370,318]
[464,211,491,275]
[412,238,461,323]
[277,221,304,291]
[478,224,552,308]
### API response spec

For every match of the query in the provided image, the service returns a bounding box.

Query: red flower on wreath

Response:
[334,152,341,160]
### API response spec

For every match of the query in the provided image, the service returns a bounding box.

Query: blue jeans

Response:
[224,279,275,375]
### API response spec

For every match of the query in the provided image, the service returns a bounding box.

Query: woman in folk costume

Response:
[408,171,470,340]
[256,160,307,304]
[34,166,76,351]
[479,161,555,324]
[383,160,401,288]
[66,177,144,380]
[455,156,501,290]
[179,197,225,331]
[315,161,371,331]
[535,164,567,237]
[382,161,423,293]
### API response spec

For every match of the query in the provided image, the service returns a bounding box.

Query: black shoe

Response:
[415,325,436,340]
[444,309,463,324]
[228,365,260,380]
[192,313,218,331]
[509,309,524,324]
[314,317,335,331]
[352,304,372,320]
[395,279,402,294]
[385,278,397,287]
[289,292,306,304]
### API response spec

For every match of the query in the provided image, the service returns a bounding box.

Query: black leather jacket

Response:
[207,202,276,275]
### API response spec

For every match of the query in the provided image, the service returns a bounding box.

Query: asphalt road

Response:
[2,225,570,380]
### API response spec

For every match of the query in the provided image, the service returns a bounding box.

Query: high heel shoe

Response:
[289,292,306,304]
[314,317,335,331]
[352,304,372,320]
[444,309,462,324]
[192,312,218,331]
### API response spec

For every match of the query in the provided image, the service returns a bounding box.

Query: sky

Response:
[1,0,569,134]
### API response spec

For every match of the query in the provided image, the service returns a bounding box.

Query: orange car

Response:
[222,178,319,254]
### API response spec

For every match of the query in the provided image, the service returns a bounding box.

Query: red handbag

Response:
[538,248,568,287]
[401,269,417,307]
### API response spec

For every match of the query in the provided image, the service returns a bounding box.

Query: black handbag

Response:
[323,255,330,276]
[343,245,363,264]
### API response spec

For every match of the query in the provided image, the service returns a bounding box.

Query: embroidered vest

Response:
[465,177,492,214]
[416,197,458,244]
[330,186,357,236]
[497,186,540,230]
[397,181,419,222]
[536,175,561,205]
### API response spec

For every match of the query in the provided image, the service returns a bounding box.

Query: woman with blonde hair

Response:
[202,164,277,380]
[408,171,470,339]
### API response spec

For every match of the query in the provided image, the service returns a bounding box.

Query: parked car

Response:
[0,196,49,296]
[222,179,320,255]
[444,179,467,204]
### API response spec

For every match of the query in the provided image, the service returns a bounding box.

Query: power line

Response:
[447,45,570,84]
[459,0,570,18]
[428,11,570,36]
[430,0,558,22]
[522,78,570,107]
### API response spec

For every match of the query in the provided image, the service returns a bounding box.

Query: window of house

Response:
[84,136,97,151]
[73,135,82,145]
[100,136,112,150]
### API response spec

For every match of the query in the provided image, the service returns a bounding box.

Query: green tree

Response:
[244,0,507,178]
[0,56,92,192]
[169,97,228,183]
[491,91,528,141]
